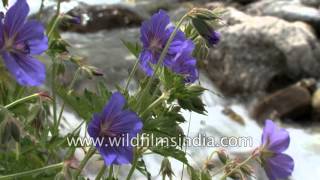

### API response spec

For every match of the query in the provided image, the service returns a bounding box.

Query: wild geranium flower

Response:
[0,0,48,86]
[259,120,294,180]
[87,92,143,165]
[139,10,194,76]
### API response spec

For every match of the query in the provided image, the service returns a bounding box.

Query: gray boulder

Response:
[205,8,320,97]
[61,3,146,33]
[246,0,320,35]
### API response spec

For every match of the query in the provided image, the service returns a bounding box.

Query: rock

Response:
[230,0,260,5]
[251,79,314,122]
[301,0,320,7]
[311,88,320,121]
[205,8,320,97]
[246,0,320,35]
[60,3,145,33]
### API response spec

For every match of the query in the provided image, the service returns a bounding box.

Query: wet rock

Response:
[231,0,260,5]
[205,8,320,97]
[61,3,145,33]
[301,0,320,7]
[246,0,320,35]
[251,79,314,122]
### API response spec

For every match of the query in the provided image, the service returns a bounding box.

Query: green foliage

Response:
[187,167,212,180]
[56,83,111,121]
[164,69,207,114]
[151,146,188,165]
[136,158,151,180]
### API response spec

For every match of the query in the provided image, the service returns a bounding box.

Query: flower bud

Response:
[187,85,207,96]
[217,149,229,164]
[190,13,221,46]
[160,158,174,179]
[240,164,254,176]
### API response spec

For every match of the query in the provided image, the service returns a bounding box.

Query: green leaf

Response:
[10,120,20,142]
[56,84,111,121]
[121,40,142,58]
[0,119,11,144]
[151,147,188,165]
[187,166,200,180]
[136,158,151,180]
[178,96,206,115]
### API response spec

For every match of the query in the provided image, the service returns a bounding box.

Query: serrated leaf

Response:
[121,40,142,58]
[136,158,151,180]
[151,147,188,165]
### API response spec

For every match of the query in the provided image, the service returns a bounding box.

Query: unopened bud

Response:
[217,149,229,164]
[38,91,53,101]
[160,158,174,179]
[240,164,254,176]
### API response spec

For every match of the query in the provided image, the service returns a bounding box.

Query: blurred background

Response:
[6,0,320,179]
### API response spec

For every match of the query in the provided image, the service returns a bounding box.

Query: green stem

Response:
[108,165,114,179]
[95,165,106,180]
[126,150,139,180]
[37,0,45,19]
[220,155,255,180]
[140,92,169,117]
[47,0,62,38]
[4,93,40,109]
[51,63,58,130]
[55,68,81,134]
[0,162,63,180]
[74,147,96,178]
[125,58,139,92]
[181,112,192,180]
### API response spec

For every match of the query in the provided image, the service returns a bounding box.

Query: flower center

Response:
[149,38,162,52]
[2,32,30,54]
[99,121,117,137]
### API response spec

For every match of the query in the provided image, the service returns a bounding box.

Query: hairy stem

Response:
[4,93,41,109]
[140,91,169,117]
[126,149,139,180]
[74,147,96,178]
[108,165,114,179]
[125,58,139,92]
[95,165,106,180]
[0,162,63,180]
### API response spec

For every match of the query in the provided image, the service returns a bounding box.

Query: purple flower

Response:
[168,40,198,83]
[87,92,143,165]
[0,0,48,86]
[260,120,294,180]
[139,10,195,79]
[207,31,221,45]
